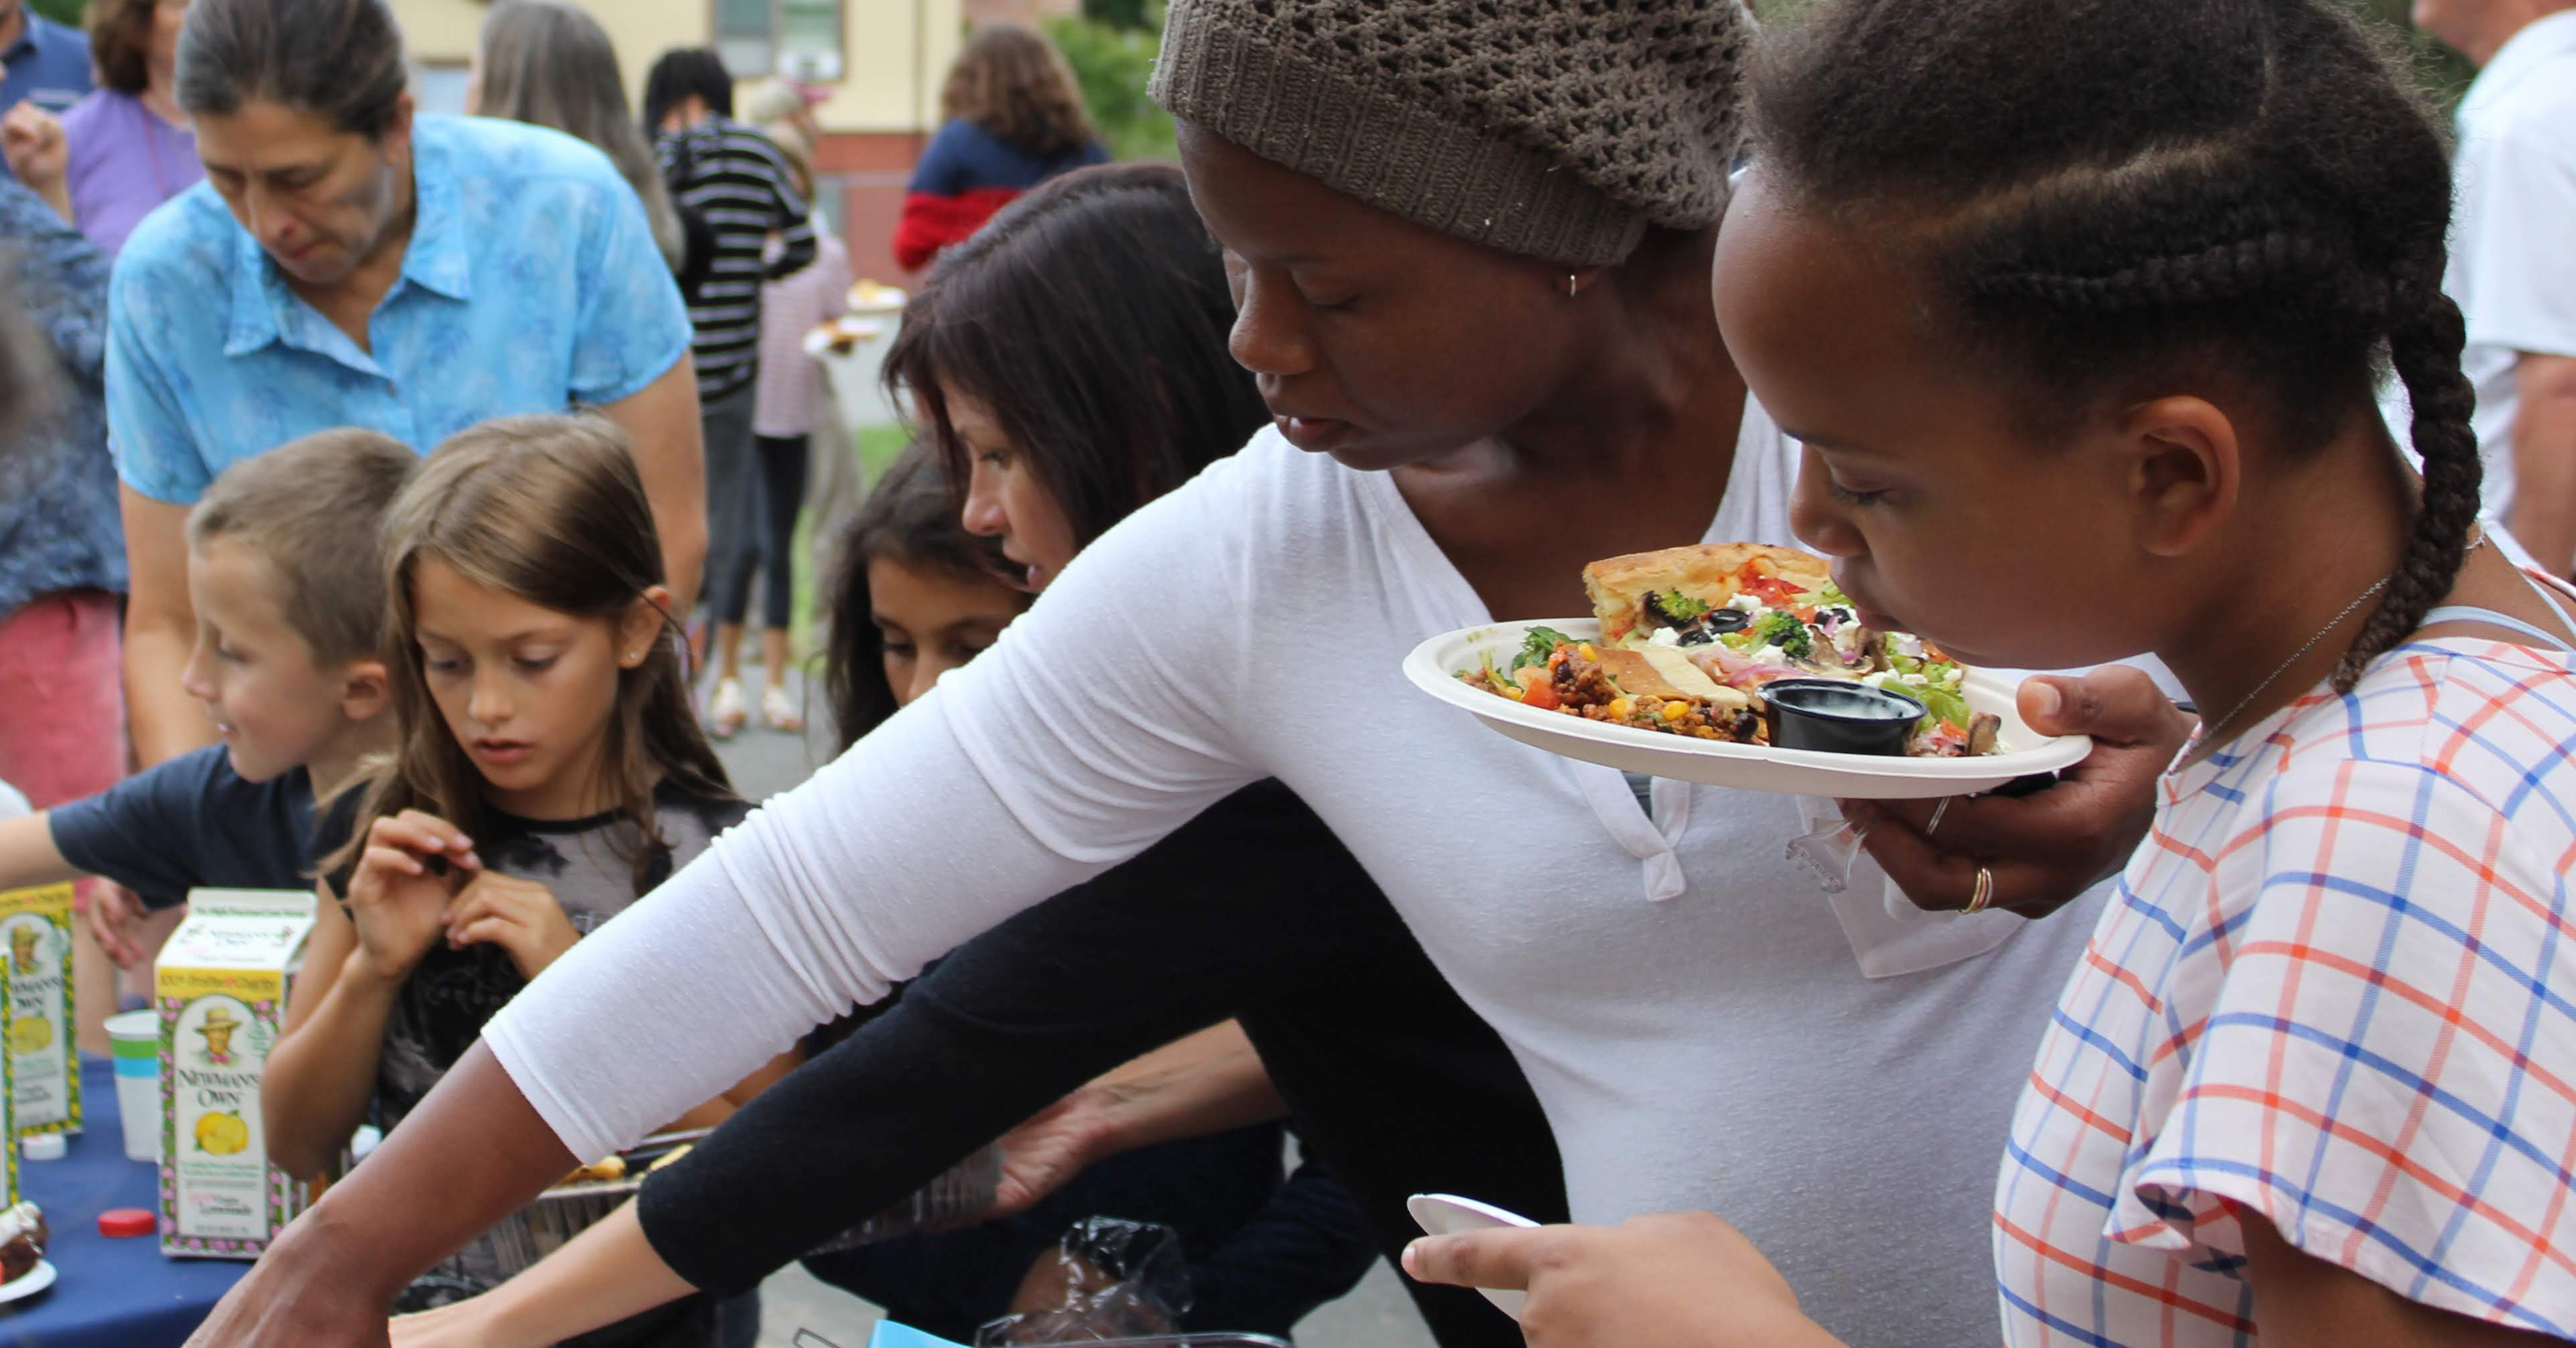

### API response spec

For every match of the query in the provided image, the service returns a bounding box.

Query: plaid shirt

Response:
[1996,634,2576,1345]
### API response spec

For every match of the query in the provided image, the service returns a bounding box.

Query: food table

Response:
[1,1055,248,1346]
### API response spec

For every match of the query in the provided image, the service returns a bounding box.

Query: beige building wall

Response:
[387,0,961,132]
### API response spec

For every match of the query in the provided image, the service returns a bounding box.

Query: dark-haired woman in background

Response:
[377,165,1558,1348]
[890,23,1105,274]
[107,0,706,775]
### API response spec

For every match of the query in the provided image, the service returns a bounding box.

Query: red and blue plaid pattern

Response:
[1995,636,2576,1345]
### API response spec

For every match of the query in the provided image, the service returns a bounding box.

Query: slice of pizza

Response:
[1583,543,1831,644]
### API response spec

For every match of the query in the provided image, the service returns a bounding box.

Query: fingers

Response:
[446,914,521,951]
[1853,820,2066,915]
[365,813,480,873]
[2019,667,2194,747]
[1402,1225,1566,1292]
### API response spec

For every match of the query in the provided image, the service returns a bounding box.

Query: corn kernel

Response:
[1606,698,1634,720]
[1661,700,1688,722]
[1578,644,1598,661]
[1505,685,1526,700]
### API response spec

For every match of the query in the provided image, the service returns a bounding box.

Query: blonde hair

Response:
[940,24,1095,160]
[328,413,732,887]
[186,428,419,666]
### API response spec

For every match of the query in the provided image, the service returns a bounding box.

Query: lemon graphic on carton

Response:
[194,1111,250,1156]
[7,1018,50,1054]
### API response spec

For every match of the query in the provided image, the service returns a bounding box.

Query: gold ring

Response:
[1963,866,1995,915]
[1925,798,1951,836]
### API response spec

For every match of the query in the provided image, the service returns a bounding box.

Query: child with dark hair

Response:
[1410,1,2576,1343]
[891,23,1107,273]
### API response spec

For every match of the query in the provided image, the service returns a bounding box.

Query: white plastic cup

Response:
[105,1009,160,1164]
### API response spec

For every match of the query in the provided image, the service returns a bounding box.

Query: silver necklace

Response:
[2202,531,2487,742]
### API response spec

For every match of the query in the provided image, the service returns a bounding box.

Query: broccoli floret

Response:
[1754,610,1813,660]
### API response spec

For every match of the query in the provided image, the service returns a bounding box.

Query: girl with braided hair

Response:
[1409,0,2576,1345]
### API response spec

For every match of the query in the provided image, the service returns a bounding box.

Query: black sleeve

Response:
[1180,1151,1381,1333]
[634,782,1323,1296]
[45,747,226,907]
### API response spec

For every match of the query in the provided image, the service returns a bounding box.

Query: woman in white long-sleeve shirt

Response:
[182,4,2192,1346]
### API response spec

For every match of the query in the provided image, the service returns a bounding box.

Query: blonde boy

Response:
[0,430,414,1034]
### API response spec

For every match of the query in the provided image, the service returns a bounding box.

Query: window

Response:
[716,0,844,82]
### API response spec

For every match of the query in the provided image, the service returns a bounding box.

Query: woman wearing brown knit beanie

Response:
[184,5,2183,1348]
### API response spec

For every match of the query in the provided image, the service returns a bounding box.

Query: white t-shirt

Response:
[2443,9,2576,523]
[490,407,2109,1347]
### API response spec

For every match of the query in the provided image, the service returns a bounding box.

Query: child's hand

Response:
[443,873,579,981]
[86,883,150,969]
[1402,1212,1844,1348]
[346,812,479,983]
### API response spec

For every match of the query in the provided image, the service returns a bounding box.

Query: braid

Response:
[2340,281,2483,687]
[1757,0,2473,689]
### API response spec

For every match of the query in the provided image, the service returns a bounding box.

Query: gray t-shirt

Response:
[366,786,748,1337]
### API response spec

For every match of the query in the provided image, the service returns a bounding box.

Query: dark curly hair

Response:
[1753,0,2477,690]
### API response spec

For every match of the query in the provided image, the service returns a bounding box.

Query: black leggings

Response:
[714,433,812,631]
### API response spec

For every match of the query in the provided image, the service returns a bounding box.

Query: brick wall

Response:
[814,130,931,286]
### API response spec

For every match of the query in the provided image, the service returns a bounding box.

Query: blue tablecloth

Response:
[0,1055,247,1347]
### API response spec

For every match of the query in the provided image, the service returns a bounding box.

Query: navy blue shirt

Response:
[47,746,352,907]
[0,13,93,138]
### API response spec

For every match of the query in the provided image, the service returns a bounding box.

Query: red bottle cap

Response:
[97,1208,155,1239]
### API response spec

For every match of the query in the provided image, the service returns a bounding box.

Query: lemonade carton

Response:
[158,889,314,1258]
[0,883,77,1136]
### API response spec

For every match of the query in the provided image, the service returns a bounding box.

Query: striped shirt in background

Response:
[657,116,817,405]
[1996,624,2576,1345]
[754,233,850,440]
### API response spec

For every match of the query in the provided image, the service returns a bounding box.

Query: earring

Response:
[1567,272,1578,298]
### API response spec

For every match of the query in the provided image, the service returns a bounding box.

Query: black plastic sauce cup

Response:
[1762,679,1927,756]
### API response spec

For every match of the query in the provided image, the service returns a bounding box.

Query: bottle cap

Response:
[17,1135,61,1162]
[97,1208,156,1239]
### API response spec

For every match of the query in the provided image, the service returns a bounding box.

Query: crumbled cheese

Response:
[1647,626,1682,648]
[1726,593,1762,613]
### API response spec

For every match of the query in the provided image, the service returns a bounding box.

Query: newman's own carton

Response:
[158,889,314,1258]
[0,884,77,1136]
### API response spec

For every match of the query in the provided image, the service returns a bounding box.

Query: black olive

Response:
[1678,628,1715,646]
[1702,608,1751,634]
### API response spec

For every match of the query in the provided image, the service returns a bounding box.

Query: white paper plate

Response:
[801,318,889,359]
[0,1259,57,1305]
[845,282,909,315]
[1404,619,2090,799]
[1406,1194,1539,1321]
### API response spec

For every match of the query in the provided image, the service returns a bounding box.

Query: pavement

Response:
[706,663,1441,1348]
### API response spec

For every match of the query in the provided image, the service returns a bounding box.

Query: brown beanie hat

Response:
[1149,0,1754,266]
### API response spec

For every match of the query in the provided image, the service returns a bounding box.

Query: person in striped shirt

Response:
[1406,0,2576,1345]
[644,47,816,716]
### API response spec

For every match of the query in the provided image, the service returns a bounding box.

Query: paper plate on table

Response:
[1407,1194,1539,1321]
[0,1260,57,1305]
[1403,619,2091,800]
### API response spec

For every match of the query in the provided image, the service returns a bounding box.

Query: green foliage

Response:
[27,0,86,27]
[1047,5,1178,163]
[1081,0,1155,30]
